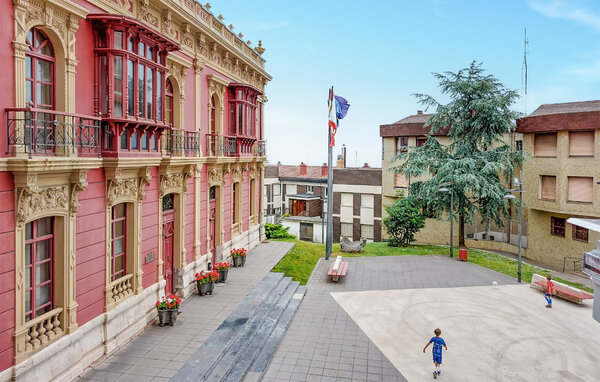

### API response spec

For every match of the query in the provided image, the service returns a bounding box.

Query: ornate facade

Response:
[0,0,270,379]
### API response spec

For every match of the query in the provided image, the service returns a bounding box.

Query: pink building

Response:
[0,0,271,379]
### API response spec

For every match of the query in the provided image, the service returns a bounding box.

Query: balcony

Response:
[206,133,266,158]
[162,129,201,157]
[6,108,101,157]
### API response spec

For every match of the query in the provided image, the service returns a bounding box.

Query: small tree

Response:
[383,196,426,247]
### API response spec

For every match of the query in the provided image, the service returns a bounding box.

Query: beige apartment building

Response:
[380,111,457,245]
[516,100,600,270]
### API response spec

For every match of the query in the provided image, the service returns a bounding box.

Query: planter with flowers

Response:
[214,262,230,283]
[231,248,247,267]
[196,270,219,295]
[156,294,181,326]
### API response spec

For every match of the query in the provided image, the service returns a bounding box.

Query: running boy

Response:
[545,275,555,308]
[423,328,447,379]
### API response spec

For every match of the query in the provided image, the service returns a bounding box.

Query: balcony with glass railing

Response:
[6,108,101,157]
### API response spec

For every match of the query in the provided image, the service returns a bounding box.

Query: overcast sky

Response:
[212,0,600,168]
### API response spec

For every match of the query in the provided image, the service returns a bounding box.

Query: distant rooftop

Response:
[392,110,434,124]
[529,100,600,117]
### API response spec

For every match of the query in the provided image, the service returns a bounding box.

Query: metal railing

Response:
[6,108,101,156]
[464,217,528,248]
[206,133,265,157]
[162,129,201,156]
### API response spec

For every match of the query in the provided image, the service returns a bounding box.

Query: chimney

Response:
[342,144,347,168]
[362,163,370,168]
[336,155,344,168]
[417,110,423,115]
[300,162,307,175]
[321,163,328,176]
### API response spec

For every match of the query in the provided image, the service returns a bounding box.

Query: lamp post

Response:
[439,182,454,258]
[505,179,523,283]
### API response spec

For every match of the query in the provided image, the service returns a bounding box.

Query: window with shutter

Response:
[572,225,589,242]
[534,133,557,157]
[569,131,594,157]
[551,217,565,237]
[395,172,408,188]
[540,176,556,200]
[567,177,593,203]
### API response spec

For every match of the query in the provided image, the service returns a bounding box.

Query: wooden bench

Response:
[530,273,593,305]
[327,256,349,282]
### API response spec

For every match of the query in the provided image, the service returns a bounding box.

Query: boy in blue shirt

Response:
[423,328,447,379]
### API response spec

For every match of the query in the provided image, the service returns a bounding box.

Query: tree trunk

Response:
[459,214,465,247]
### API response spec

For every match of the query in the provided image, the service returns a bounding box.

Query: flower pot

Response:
[158,310,171,327]
[197,281,214,295]
[241,255,246,267]
[233,256,243,267]
[169,309,178,325]
[218,269,228,283]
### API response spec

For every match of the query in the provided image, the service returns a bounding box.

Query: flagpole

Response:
[326,87,333,261]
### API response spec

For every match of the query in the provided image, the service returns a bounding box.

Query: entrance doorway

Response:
[162,194,175,295]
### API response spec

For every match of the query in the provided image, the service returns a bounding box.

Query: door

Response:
[300,222,313,241]
[162,194,175,295]
[209,186,217,266]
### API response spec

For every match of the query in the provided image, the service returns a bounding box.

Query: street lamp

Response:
[439,182,454,258]
[504,178,523,283]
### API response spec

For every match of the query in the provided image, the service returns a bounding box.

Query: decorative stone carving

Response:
[208,168,224,187]
[138,167,152,201]
[340,237,367,253]
[248,165,258,180]
[69,178,88,214]
[231,165,243,183]
[106,178,138,206]
[16,186,69,227]
[160,173,185,197]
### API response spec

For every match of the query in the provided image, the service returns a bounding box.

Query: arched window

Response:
[25,217,54,321]
[25,28,54,110]
[165,79,174,126]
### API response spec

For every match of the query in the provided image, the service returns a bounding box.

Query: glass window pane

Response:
[37,60,51,82]
[238,104,243,134]
[26,244,31,265]
[146,67,153,119]
[150,134,156,150]
[25,56,32,79]
[141,132,147,150]
[36,284,51,307]
[131,131,138,149]
[35,32,45,50]
[147,46,153,60]
[166,96,172,125]
[37,217,52,236]
[156,72,162,121]
[37,83,52,106]
[26,30,33,47]
[113,203,126,219]
[26,81,32,105]
[40,43,52,57]
[36,240,50,262]
[115,220,124,237]
[128,37,134,52]
[138,64,145,117]
[26,267,31,288]
[138,42,145,55]
[36,305,51,318]
[127,60,134,115]
[25,290,31,313]
[114,31,123,49]
[36,261,51,284]
[114,254,124,274]
[114,238,124,254]
[26,222,33,240]
[114,56,123,116]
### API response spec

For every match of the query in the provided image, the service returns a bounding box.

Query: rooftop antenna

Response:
[521,27,529,115]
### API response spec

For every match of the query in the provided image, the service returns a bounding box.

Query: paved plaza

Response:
[78,245,597,382]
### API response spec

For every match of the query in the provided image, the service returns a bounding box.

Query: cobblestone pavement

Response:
[260,255,515,382]
[77,241,294,382]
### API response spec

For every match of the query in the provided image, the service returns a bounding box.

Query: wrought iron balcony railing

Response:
[206,133,265,158]
[162,129,201,157]
[6,108,101,157]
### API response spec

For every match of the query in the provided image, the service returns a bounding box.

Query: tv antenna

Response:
[521,27,529,114]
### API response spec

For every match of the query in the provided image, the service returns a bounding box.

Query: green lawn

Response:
[270,240,593,292]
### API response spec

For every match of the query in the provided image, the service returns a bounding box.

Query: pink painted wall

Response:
[141,168,159,288]
[185,179,195,265]
[242,173,249,232]
[75,168,106,326]
[0,172,15,370]
[223,173,232,243]
[74,18,95,116]
[184,65,195,133]
[198,164,207,255]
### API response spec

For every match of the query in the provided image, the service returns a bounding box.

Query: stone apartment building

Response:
[516,100,600,269]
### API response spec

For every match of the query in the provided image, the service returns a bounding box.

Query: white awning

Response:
[566,218,600,233]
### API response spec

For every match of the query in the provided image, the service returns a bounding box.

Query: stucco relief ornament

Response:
[232,166,243,183]
[138,168,152,201]
[106,178,138,206]
[16,186,69,227]
[208,168,224,186]
[160,173,184,197]
[70,179,89,214]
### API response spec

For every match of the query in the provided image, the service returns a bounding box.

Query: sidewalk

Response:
[76,241,294,382]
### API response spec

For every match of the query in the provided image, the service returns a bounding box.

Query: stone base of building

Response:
[2,280,165,382]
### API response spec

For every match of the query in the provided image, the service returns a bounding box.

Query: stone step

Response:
[171,272,286,381]
[243,285,307,382]
[222,281,302,382]
[203,276,294,381]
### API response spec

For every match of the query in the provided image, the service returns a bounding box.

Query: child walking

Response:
[423,328,447,379]
[545,275,555,308]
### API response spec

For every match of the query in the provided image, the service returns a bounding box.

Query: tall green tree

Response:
[383,195,426,247]
[394,61,524,247]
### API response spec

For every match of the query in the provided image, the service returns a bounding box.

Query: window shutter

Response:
[540,176,556,200]
[568,177,593,203]
[534,133,557,157]
[395,173,407,188]
[569,131,594,157]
